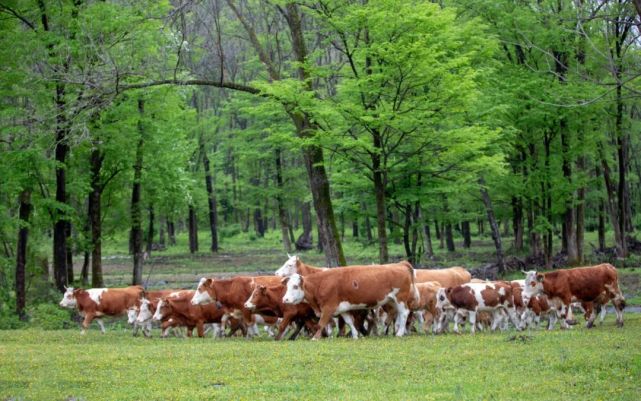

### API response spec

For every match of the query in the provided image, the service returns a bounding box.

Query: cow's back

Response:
[97,286,144,315]
[415,267,471,287]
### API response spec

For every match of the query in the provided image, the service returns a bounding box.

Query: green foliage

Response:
[28,303,74,330]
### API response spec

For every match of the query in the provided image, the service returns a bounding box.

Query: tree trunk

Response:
[422,211,434,259]
[598,199,606,252]
[65,221,73,284]
[363,202,373,242]
[167,220,176,246]
[598,156,625,258]
[159,217,166,247]
[188,205,199,253]
[53,87,69,293]
[15,190,31,319]
[479,177,504,273]
[352,220,359,238]
[434,219,441,240]
[146,205,154,255]
[445,223,455,252]
[275,148,292,252]
[203,150,219,252]
[254,207,265,237]
[372,141,389,263]
[131,99,145,286]
[295,201,313,250]
[512,196,524,252]
[88,145,104,287]
[403,204,413,262]
[80,250,89,286]
[462,221,471,249]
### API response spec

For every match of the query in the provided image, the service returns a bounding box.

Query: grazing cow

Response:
[522,264,625,328]
[59,286,144,334]
[244,283,318,340]
[415,267,471,287]
[152,290,228,337]
[435,282,518,334]
[281,262,418,339]
[191,275,282,337]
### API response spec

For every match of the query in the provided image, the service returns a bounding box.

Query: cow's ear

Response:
[536,274,544,283]
[281,277,289,285]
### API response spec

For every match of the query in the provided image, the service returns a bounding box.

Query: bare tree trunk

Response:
[296,202,313,250]
[598,156,625,258]
[159,217,166,247]
[352,219,359,238]
[131,99,145,285]
[203,149,219,252]
[15,190,31,319]
[53,86,69,293]
[65,222,73,284]
[512,196,524,252]
[88,145,104,288]
[146,205,154,255]
[254,207,265,237]
[422,210,434,259]
[598,200,606,252]
[80,251,89,286]
[461,221,471,249]
[479,177,505,273]
[275,148,292,252]
[445,223,455,252]
[188,205,199,254]
[167,220,176,246]
[362,202,372,242]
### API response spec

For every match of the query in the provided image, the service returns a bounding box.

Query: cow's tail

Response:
[402,261,420,307]
[604,264,626,309]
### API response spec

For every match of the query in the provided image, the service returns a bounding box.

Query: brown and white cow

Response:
[435,282,519,334]
[152,290,230,337]
[415,267,471,287]
[59,286,144,334]
[407,281,442,334]
[522,264,625,328]
[128,289,182,337]
[191,275,282,337]
[244,283,319,340]
[281,262,418,339]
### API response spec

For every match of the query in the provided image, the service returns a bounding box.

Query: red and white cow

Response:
[128,289,182,336]
[435,282,519,334]
[415,267,471,287]
[59,286,144,334]
[522,264,625,328]
[281,262,418,339]
[152,290,230,338]
[275,255,328,277]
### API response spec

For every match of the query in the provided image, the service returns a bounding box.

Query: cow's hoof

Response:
[616,321,624,328]
[565,319,578,326]
[586,321,594,329]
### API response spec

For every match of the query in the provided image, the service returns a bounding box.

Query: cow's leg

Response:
[490,310,504,332]
[585,306,597,329]
[393,302,410,337]
[453,311,462,334]
[468,311,477,335]
[613,300,624,328]
[340,313,359,339]
[314,307,336,340]
[143,321,152,338]
[196,321,205,338]
[507,307,521,331]
[95,318,106,334]
[132,322,139,337]
[80,313,95,335]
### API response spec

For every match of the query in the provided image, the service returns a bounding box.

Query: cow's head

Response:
[191,278,215,305]
[275,254,299,277]
[127,306,139,324]
[244,285,266,310]
[153,298,171,321]
[59,287,79,308]
[137,298,154,323]
[435,288,452,312]
[521,270,544,304]
[282,274,305,305]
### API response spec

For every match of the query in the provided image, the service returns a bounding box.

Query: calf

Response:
[282,262,417,339]
[129,289,182,336]
[59,286,143,334]
[244,284,318,340]
[522,264,625,328]
[153,290,227,337]
[408,281,442,334]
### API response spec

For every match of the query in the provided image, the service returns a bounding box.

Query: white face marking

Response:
[87,288,107,305]
[127,307,138,324]
[152,299,165,321]
[275,255,298,277]
[522,271,542,302]
[282,274,305,304]
[137,299,153,323]
[191,278,213,305]
[59,288,77,308]
[435,288,451,311]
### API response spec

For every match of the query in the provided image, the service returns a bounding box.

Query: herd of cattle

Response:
[58,255,627,339]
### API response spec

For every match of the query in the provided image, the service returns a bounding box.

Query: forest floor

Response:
[1,315,640,401]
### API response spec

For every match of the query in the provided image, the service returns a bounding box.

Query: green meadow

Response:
[1,315,640,401]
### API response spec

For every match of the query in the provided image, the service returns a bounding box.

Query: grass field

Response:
[1,315,640,401]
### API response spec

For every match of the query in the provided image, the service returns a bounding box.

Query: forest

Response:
[1,0,641,322]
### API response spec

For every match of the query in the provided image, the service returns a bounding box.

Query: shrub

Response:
[29,303,74,330]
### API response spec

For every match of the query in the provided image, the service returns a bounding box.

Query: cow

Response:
[244,283,318,340]
[128,289,182,336]
[415,267,471,287]
[406,281,442,334]
[152,290,230,337]
[190,275,282,337]
[59,286,144,334]
[522,264,625,328]
[435,282,519,334]
[281,261,418,340]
